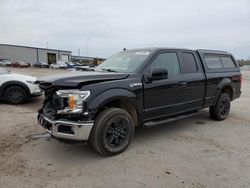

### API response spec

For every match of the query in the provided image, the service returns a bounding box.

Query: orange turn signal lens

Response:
[68,95,75,110]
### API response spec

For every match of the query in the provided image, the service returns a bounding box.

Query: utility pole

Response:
[78,48,80,56]
[86,38,89,57]
[86,38,89,64]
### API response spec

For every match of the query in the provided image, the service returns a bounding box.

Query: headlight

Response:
[56,90,90,113]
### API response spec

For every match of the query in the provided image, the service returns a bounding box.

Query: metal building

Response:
[71,55,106,65]
[0,44,71,65]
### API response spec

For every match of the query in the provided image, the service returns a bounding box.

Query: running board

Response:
[143,111,202,128]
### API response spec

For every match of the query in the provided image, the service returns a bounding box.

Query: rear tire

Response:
[90,108,134,156]
[4,86,28,104]
[209,93,231,121]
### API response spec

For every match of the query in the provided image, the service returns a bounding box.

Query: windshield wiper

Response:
[101,68,117,72]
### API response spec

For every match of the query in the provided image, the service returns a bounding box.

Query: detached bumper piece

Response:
[30,92,43,97]
[38,114,93,141]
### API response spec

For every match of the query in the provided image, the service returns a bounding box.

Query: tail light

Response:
[232,75,243,86]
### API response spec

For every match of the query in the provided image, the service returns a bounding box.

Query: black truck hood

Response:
[37,71,129,88]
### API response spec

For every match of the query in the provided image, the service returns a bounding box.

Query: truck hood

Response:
[37,71,129,88]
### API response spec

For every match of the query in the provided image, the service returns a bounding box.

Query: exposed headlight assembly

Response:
[56,90,90,113]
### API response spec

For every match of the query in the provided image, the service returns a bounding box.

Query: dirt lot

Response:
[0,68,250,188]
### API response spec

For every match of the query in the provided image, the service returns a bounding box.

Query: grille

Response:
[52,94,65,110]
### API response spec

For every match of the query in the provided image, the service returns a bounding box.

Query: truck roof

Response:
[124,48,230,55]
[125,47,192,52]
[196,49,229,55]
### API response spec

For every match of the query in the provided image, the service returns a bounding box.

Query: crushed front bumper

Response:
[37,114,94,141]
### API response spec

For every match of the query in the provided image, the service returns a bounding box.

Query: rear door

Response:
[178,50,206,110]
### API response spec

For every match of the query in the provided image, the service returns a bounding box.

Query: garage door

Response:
[61,54,69,61]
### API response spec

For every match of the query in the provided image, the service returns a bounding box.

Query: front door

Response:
[143,51,186,120]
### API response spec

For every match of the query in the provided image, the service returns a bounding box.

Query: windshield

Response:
[96,51,151,73]
[0,68,10,75]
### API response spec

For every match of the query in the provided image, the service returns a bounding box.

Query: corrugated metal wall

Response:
[0,44,71,64]
[0,45,37,63]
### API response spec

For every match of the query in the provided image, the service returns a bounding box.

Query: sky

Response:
[0,0,249,59]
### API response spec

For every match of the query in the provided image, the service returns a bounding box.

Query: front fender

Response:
[87,88,137,110]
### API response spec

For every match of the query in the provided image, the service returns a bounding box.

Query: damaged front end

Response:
[36,71,129,141]
[37,81,93,141]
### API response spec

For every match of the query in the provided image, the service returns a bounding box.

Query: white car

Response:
[0,59,12,67]
[49,61,68,69]
[0,68,42,104]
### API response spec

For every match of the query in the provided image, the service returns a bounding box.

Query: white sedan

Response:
[49,60,68,69]
[0,68,42,104]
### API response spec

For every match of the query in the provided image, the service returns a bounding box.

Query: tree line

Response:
[237,59,250,67]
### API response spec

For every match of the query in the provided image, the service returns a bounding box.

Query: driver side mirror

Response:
[149,68,168,81]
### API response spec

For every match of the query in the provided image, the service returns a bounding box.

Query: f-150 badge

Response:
[130,82,142,88]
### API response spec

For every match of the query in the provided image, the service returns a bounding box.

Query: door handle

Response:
[178,81,187,87]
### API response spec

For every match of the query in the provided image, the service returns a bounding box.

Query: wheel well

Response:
[95,98,139,126]
[221,86,233,100]
[1,83,29,98]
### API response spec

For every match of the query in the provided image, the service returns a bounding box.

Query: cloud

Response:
[0,0,249,59]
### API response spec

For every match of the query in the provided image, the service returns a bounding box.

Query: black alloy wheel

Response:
[90,108,134,156]
[209,93,231,121]
[218,97,230,118]
[104,117,130,148]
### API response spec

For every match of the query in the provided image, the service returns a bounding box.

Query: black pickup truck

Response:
[37,48,242,156]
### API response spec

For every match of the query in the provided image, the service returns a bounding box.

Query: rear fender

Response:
[213,78,233,105]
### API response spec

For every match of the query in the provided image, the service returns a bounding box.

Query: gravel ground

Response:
[0,68,250,188]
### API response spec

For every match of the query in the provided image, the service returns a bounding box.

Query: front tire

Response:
[4,86,28,104]
[209,93,231,121]
[90,108,134,156]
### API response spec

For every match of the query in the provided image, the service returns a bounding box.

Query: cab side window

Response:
[180,52,198,73]
[149,52,180,76]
